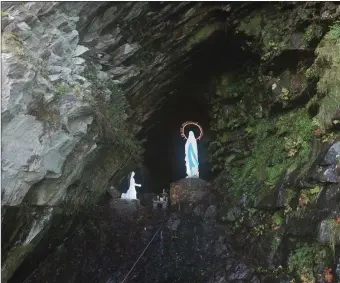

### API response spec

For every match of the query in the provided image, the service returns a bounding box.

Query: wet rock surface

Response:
[322,142,340,166]
[10,180,259,283]
[1,2,340,283]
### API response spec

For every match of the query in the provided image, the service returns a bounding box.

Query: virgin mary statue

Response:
[185,131,199,178]
[121,171,141,200]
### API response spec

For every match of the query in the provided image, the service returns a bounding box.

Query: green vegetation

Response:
[253,223,267,236]
[288,243,332,283]
[237,8,292,61]
[54,81,84,99]
[186,22,223,49]
[328,22,340,39]
[55,83,72,96]
[302,23,323,46]
[278,87,291,103]
[327,218,340,257]
[238,14,262,36]
[212,9,338,283]
[272,211,284,226]
[1,33,24,56]
[297,185,320,208]
[307,23,340,131]
[2,32,49,74]
[1,11,9,17]
[228,108,315,203]
[209,63,317,206]
[273,69,309,108]
[272,236,281,250]
[209,70,271,174]
[283,188,297,214]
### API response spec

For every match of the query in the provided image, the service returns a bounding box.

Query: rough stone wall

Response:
[1,2,244,281]
[2,2,339,283]
[1,3,142,281]
[208,3,340,282]
[1,1,254,208]
[1,1,243,207]
[2,2,96,206]
[12,180,259,283]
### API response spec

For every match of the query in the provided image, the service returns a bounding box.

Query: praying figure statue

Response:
[121,171,141,200]
[185,131,199,178]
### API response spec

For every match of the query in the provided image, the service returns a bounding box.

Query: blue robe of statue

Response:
[185,131,199,177]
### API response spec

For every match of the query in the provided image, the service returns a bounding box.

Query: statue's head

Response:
[188,131,195,139]
[131,171,135,177]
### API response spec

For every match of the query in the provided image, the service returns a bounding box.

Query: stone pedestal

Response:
[170,178,211,206]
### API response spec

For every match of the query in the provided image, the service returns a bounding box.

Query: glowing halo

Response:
[180,121,204,140]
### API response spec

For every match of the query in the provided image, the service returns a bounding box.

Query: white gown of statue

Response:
[185,131,199,178]
[121,171,141,200]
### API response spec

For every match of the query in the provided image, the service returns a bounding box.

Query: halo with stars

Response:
[180,121,203,140]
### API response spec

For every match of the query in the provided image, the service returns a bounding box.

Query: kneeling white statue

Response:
[121,171,141,200]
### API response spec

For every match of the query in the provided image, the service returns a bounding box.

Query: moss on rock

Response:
[302,23,323,47]
[288,243,332,283]
[228,108,315,204]
[186,22,224,50]
[307,23,340,132]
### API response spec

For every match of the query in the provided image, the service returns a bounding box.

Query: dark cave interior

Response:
[141,84,212,194]
[135,29,260,195]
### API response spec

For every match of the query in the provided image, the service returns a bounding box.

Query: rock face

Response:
[170,178,212,205]
[1,2,244,280]
[1,2,340,283]
[204,2,340,282]
[1,2,105,208]
[14,180,259,283]
[1,2,246,204]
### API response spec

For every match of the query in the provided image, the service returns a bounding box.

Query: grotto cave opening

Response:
[3,2,340,283]
[138,29,260,195]
[141,84,211,195]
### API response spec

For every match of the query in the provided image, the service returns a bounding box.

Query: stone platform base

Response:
[109,199,141,217]
[170,178,211,206]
